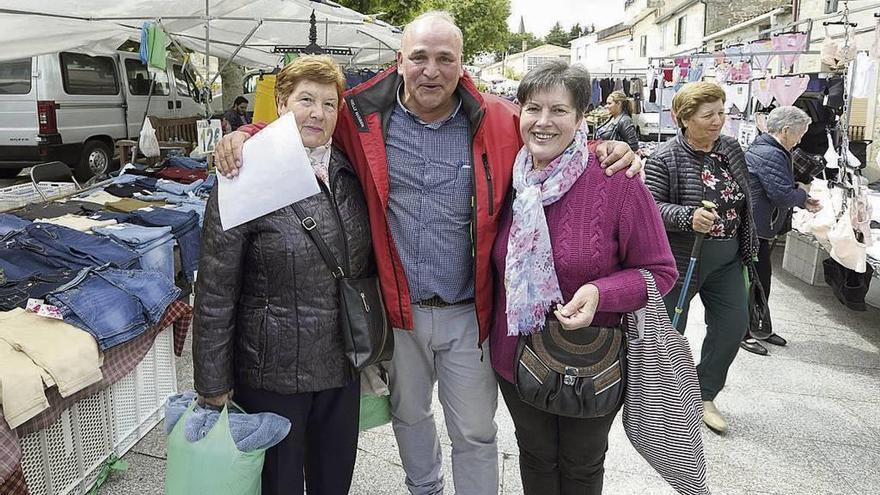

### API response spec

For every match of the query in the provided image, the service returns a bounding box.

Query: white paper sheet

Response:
[217,113,320,230]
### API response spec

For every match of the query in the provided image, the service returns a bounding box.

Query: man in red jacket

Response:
[214,11,640,494]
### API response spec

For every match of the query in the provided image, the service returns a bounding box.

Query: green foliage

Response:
[506,31,542,55]
[544,21,570,47]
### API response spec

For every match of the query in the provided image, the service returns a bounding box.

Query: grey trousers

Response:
[387,303,499,495]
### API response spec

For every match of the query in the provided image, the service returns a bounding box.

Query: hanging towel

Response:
[147,23,167,70]
[139,22,150,65]
[770,75,809,106]
[851,52,877,99]
[751,78,774,108]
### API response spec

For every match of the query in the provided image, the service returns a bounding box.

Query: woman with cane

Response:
[644,82,759,435]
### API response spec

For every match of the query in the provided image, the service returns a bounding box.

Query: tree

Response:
[505,31,542,56]
[544,22,569,47]
[569,23,584,41]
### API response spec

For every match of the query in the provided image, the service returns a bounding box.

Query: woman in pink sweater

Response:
[490,60,678,494]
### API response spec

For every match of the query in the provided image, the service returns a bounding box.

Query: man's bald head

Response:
[401,10,464,56]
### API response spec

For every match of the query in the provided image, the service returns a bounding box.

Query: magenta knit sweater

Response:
[490,154,679,383]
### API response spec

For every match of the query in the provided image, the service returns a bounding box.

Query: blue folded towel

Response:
[165,391,291,452]
[167,156,208,170]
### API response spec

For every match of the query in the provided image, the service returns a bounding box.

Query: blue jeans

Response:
[156,179,203,196]
[0,213,30,236]
[47,265,180,350]
[12,223,140,271]
[0,247,71,281]
[90,211,132,223]
[93,224,175,282]
[128,208,200,282]
[167,156,207,170]
[0,269,77,310]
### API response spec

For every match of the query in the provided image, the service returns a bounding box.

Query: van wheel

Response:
[0,168,22,179]
[75,140,112,181]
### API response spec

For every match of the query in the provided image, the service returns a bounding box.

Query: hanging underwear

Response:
[773,32,808,72]
[723,83,750,113]
[770,75,809,107]
[714,63,730,84]
[824,75,845,109]
[749,39,774,71]
[751,78,774,108]
[714,50,726,66]
[821,25,858,70]
[724,45,749,64]
[726,62,752,83]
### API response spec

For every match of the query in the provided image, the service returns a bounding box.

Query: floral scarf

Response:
[505,125,591,336]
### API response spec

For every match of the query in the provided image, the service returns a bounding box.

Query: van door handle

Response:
[176,101,181,109]
[167,101,174,110]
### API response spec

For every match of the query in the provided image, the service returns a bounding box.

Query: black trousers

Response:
[498,376,619,495]
[234,379,360,495]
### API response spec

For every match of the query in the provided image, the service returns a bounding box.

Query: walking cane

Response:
[672,200,717,329]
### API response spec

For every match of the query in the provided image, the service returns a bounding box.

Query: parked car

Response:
[0,50,204,180]
[633,109,677,142]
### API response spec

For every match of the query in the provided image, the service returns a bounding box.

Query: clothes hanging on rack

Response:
[713,50,726,66]
[726,62,752,82]
[591,79,602,105]
[623,78,632,96]
[687,61,704,82]
[770,75,809,106]
[751,78,774,107]
[613,78,624,91]
[851,52,877,99]
[773,32,808,71]
[748,39,775,71]
[821,25,857,70]
[824,75,845,109]
[722,83,750,113]
[724,44,749,64]
[649,78,658,103]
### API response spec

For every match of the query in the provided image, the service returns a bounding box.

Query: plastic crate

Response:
[782,231,829,286]
[0,182,76,210]
[19,327,177,495]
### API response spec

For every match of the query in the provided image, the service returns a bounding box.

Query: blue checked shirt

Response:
[385,87,474,304]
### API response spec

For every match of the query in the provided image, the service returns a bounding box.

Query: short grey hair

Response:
[766,106,812,134]
[402,10,463,53]
[517,60,592,118]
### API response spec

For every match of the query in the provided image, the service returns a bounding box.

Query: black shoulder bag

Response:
[515,317,626,418]
[291,203,393,371]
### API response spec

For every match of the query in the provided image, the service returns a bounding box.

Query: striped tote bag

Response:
[623,270,710,495]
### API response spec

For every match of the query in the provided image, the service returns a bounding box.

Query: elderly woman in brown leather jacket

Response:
[192,56,372,495]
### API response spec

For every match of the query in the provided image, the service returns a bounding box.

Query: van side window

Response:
[124,59,170,96]
[172,65,196,99]
[60,52,119,95]
[0,58,32,95]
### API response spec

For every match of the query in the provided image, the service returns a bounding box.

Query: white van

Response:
[0,50,204,180]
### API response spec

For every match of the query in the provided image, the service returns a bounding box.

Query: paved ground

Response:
[89,249,880,494]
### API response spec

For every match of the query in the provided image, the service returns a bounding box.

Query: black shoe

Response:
[763,333,788,347]
[740,338,768,356]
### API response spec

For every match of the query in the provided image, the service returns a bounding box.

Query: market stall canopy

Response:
[0,0,401,67]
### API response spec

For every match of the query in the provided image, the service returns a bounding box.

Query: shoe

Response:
[763,333,788,347]
[739,338,768,356]
[702,401,728,434]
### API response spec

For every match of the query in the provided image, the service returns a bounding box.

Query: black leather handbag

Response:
[292,203,393,371]
[514,318,626,418]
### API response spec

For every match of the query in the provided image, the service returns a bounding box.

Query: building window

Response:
[675,16,687,46]
[714,39,724,51]
[757,23,771,40]
[640,35,648,57]
[527,56,556,71]
[825,0,839,14]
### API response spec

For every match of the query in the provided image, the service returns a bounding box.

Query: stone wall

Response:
[704,0,790,36]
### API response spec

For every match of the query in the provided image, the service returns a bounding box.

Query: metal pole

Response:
[207,20,264,89]
[204,0,211,117]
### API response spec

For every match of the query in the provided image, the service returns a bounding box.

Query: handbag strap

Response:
[290,203,346,279]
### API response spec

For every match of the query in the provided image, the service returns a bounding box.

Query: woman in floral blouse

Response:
[643,82,759,435]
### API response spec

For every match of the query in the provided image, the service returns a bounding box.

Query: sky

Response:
[507,0,625,37]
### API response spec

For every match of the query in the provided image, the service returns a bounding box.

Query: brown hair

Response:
[606,90,632,115]
[671,82,726,129]
[274,55,346,109]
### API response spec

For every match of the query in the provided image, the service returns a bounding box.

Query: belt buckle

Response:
[563,367,578,386]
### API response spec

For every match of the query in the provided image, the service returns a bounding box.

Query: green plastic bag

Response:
[165,400,265,495]
[359,393,392,431]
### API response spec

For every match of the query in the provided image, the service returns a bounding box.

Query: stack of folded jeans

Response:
[94,223,176,283]
[0,246,70,281]
[167,156,208,170]
[0,213,30,236]
[0,269,77,311]
[128,207,200,282]
[8,223,140,272]
[46,265,181,350]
